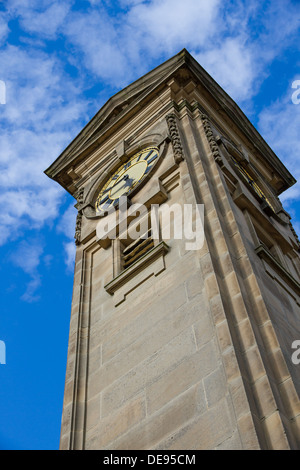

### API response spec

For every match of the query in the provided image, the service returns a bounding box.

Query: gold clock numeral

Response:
[147,154,157,164]
[144,164,153,175]
[123,161,131,170]
[143,149,154,160]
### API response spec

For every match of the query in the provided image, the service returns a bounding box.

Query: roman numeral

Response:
[143,150,153,160]
[100,194,109,204]
[144,165,153,175]
[101,197,113,208]
[147,154,157,165]
[124,161,131,170]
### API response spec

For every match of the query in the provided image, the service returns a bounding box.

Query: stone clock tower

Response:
[45,49,300,450]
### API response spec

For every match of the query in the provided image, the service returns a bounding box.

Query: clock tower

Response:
[45,49,300,450]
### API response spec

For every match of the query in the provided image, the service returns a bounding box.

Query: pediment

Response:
[45,48,296,196]
[69,83,155,159]
[45,52,188,182]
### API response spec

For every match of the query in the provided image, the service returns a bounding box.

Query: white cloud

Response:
[19,2,72,38]
[126,0,221,54]
[63,10,131,87]
[0,45,84,129]
[192,1,300,106]
[10,240,44,302]
[63,241,76,272]
[5,0,73,39]
[62,0,223,87]
[118,0,146,6]
[20,275,42,302]
[57,204,77,240]
[57,0,299,105]
[194,36,255,103]
[10,240,44,274]
[0,13,10,45]
[0,44,88,245]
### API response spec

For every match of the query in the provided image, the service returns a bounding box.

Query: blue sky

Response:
[0,0,299,450]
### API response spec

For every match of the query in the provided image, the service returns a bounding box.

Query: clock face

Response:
[95,147,159,213]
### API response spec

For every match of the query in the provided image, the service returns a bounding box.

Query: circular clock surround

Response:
[95,146,159,213]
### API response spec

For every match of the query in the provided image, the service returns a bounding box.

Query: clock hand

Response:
[113,174,128,186]
[109,175,130,197]
[123,176,134,187]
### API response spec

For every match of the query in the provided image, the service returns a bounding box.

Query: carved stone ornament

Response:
[74,187,84,245]
[200,113,221,160]
[165,114,184,164]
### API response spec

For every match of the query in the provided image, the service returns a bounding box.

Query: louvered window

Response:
[122,230,154,270]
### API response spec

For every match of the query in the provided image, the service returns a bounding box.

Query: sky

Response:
[0,0,299,450]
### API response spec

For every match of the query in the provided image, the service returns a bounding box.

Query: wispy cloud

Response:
[63,241,76,272]
[194,36,255,103]
[16,1,72,39]
[56,204,77,240]
[10,240,44,302]
[125,0,221,54]
[63,8,131,87]
[0,43,88,245]
[0,13,10,44]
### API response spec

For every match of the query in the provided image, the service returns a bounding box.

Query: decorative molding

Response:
[74,213,82,246]
[200,113,221,161]
[166,113,184,164]
[74,187,84,245]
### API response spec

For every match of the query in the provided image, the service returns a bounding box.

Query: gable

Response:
[45,49,296,196]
